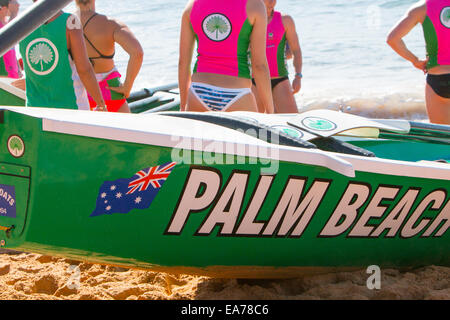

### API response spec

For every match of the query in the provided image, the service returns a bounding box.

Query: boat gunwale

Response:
[1,106,449,181]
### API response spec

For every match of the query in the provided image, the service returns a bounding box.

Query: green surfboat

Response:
[0,106,448,278]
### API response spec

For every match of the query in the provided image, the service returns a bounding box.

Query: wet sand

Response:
[1,249,449,300]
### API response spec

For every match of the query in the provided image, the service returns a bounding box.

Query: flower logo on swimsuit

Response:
[25,38,59,76]
[202,13,232,42]
[441,7,450,28]
[302,117,337,132]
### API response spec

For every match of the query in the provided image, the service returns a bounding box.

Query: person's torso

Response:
[422,0,450,69]
[0,21,20,78]
[266,11,288,78]
[190,0,253,79]
[81,12,116,73]
[19,12,88,109]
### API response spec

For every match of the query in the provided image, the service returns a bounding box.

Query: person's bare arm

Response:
[110,20,144,98]
[178,1,195,111]
[66,15,106,110]
[248,0,274,114]
[387,2,428,72]
[283,15,302,94]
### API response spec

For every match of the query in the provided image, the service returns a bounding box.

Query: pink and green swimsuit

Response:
[422,0,450,68]
[189,0,254,111]
[422,0,450,98]
[190,0,253,79]
[266,11,288,78]
[0,21,20,79]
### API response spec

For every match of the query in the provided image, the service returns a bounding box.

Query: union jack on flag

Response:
[90,162,177,217]
[127,162,177,194]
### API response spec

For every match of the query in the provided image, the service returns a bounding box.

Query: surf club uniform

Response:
[0,21,20,79]
[252,11,289,89]
[422,0,450,98]
[82,13,125,112]
[19,13,89,110]
[189,0,253,111]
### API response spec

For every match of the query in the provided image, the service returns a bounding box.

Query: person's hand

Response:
[107,83,132,99]
[94,103,107,112]
[412,57,428,74]
[292,77,301,94]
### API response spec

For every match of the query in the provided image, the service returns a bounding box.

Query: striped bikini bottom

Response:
[190,82,252,111]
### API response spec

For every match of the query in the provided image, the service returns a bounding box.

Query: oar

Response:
[379,121,450,145]
[287,109,410,138]
[0,0,72,57]
[378,131,450,145]
[143,98,180,113]
[127,83,178,103]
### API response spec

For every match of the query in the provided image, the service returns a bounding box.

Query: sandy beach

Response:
[1,249,449,300]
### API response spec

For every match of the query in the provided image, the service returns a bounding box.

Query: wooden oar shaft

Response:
[0,0,72,57]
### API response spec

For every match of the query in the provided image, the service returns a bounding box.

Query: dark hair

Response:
[0,0,10,8]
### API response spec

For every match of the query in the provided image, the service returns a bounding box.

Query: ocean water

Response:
[19,0,428,119]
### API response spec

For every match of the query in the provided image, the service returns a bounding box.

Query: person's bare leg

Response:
[186,89,209,112]
[226,92,258,112]
[117,101,131,113]
[272,79,298,113]
[251,85,265,113]
[425,84,450,125]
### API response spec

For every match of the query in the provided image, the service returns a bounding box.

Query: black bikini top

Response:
[83,13,115,64]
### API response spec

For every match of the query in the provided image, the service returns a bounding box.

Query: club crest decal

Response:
[202,13,232,42]
[25,38,59,76]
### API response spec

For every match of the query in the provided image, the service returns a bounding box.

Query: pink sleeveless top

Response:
[424,0,450,67]
[266,11,288,78]
[190,0,253,79]
[0,22,20,79]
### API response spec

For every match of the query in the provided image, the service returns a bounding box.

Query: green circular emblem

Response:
[202,14,232,42]
[25,38,59,76]
[271,126,304,139]
[441,7,450,28]
[7,135,25,158]
[302,117,337,132]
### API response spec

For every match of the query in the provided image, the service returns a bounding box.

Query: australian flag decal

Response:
[91,162,177,217]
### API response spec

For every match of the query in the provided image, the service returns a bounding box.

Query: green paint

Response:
[277,34,288,77]
[237,19,253,79]
[422,16,439,69]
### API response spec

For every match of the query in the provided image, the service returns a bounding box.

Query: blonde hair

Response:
[75,0,91,5]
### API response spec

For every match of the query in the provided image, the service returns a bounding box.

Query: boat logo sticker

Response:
[441,7,450,28]
[302,117,337,131]
[271,125,304,139]
[202,14,232,42]
[91,162,177,217]
[7,135,25,158]
[0,184,16,218]
[25,38,59,76]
